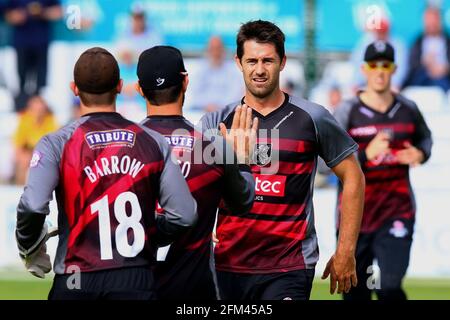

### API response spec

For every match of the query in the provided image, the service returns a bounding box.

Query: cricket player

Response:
[136,45,256,300]
[334,41,433,300]
[200,20,365,300]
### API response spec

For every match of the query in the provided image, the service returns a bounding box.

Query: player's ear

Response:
[280,55,287,71]
[116,79,123,94]
[182,73,189,93]
[235,54,243,72]
[70,81,79,96]
[135,81,145,97]
[361,64,368,77]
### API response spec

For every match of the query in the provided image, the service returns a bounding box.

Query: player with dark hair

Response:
[135,45,256,300]
[15,47,197,300]
[200,20,365,300]
[334,41,433,300]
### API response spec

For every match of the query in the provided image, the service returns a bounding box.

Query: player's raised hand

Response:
[365,131,391,161]
[321,252,357,294]
[219,104,258,165]
[396,141,424,167]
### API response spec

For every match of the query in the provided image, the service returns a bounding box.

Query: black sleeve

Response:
[411,104,433,163]
[213,134,255,215]
[221,164,255,215]
[16,213,46,250]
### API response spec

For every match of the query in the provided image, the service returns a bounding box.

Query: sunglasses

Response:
[365,61,395,71]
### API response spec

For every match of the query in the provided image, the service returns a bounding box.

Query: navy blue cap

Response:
[137,46,187,90]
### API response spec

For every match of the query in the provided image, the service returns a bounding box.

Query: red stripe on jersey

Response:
[365,179,410,194]
[258,138,315,153]
[251,161,314,175]
[60,129,86,227]
[67,160,163,248]
[187,168,223,193]
[185,237,211,251]
[218,216,308,241]
[251,202,306,217]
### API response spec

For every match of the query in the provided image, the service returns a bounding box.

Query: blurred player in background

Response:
[201,20,365,300]
[334,41,433,300]
[15,47,197,300]
[350,16,408,92]
[4,0,62,110]
[136,45,256,300]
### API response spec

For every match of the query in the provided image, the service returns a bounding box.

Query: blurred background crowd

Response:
[0,0,449,186]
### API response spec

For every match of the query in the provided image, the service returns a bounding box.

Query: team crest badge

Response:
[253,143,272,166]
[389,220,408,238]
[30,151,42,168]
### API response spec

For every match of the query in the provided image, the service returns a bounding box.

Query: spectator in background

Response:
[116,4,164,64]
[402,6,450,92]
[13,95,58,185]
[4,0,62,111]
[190,35,244,113]
[0,1,7,87]
[314,85,343,188]
[115,4,162,121]
[350,17,407,92]
[328,85,343,112]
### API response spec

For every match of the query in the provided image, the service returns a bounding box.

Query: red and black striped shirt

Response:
[334,93,432,233]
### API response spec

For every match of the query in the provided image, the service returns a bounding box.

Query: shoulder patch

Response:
[30,151,42,168]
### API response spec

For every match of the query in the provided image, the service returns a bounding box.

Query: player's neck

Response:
[244,88,285,116]
[146,101,183,117]
[80,104,116,116]
[360,89,394,113]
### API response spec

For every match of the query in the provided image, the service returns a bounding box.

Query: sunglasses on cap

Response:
[364,61,395,71]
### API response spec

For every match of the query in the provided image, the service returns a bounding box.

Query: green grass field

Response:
[0,271,449,300]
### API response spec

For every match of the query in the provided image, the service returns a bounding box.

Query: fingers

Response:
[239,104,248,130]
[245,105,252,130]
[231,105,241,130]
[336,275,345,294]
[250,117,258,147]
[343,276,352,293]
[212,232,219,243]
[321,260,331,280]
[376,131,390,141]
[219,123,228,138]
[329,271,337,294]
[396,150,414,165]
[403,141,412,148]
[252,117,259,133]
[351,273,358,287]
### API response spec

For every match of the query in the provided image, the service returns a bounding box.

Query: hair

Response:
[141,83,183,106]
[78,89,117,107]
[236,20,285,60]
